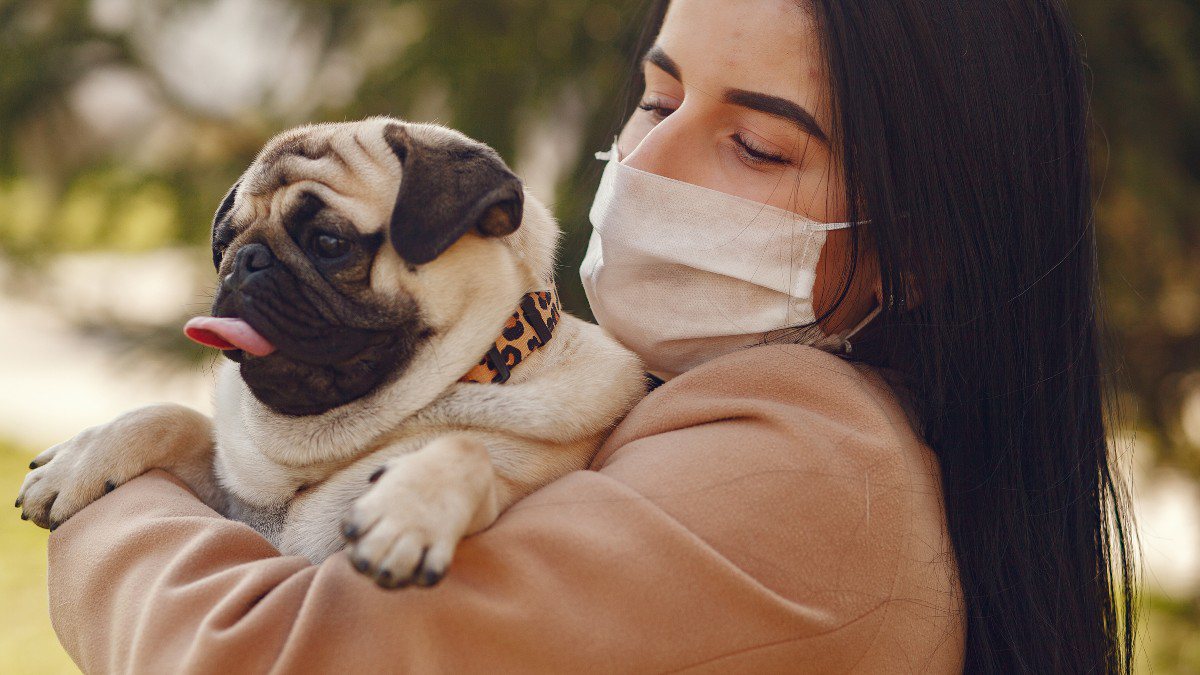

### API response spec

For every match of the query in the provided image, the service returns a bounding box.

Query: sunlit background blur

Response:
[0,0,1197,672]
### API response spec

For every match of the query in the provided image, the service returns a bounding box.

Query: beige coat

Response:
[47,343,964,673]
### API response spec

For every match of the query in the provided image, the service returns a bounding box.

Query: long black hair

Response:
[623,1,1136,671]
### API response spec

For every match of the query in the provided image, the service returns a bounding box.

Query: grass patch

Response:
[1,439,80,674]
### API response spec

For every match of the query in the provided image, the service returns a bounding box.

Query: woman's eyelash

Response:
[733,133,790,166]
[637,100,676,120]
[636,98,790,167]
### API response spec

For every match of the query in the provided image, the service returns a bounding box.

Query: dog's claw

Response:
[342,520,360,541]
[417,567,444,588]
[104,480,116,494]
[376,569,411,590]
[368,466,385,483]
[353,557,370,574]
[28,461,38,470]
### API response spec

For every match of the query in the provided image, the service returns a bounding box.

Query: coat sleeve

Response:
[47,351,955,674]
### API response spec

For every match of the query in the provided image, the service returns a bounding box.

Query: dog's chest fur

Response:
[208,315,640,563]
[213,401,453,561]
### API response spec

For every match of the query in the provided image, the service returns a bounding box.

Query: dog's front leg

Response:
[340,433,512,589]
[16,404,225,529]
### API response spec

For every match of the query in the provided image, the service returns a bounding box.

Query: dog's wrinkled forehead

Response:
[215,117,524,266]
[234,119,405,229]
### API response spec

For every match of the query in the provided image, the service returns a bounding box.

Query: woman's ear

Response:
[878,275,924,311]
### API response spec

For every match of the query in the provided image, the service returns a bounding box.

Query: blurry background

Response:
[0,0,1196,672]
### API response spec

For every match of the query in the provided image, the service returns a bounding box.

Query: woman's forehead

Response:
[654,0,826,115]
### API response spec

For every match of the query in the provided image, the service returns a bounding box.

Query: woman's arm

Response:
[47,346,963,673]
[55,467,832,673]
[57,466,829,673]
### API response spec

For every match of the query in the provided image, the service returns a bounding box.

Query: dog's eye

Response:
[312,233,351,259]
[212,229,236,269]
[212,243,229,269]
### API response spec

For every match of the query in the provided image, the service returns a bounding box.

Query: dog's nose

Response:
[235,243,274,275]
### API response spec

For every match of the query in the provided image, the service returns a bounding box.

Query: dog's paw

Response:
[14,405,185,530]
[17,429,124,530]
[341,435,499,589]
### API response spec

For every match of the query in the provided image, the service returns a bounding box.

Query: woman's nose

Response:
[622,111,703,183]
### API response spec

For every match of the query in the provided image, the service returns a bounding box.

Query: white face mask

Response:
[580,143,880,380]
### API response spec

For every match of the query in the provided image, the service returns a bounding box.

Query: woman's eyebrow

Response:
[724,89,829,146]
[643,45,829,147]
[642,45,681,80]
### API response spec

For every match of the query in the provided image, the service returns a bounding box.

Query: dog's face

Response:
[205,117,554,417]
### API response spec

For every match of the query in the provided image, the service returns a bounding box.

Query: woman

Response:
[45,0,1134,672]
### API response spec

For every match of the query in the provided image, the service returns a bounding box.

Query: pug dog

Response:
[16,117,645,588]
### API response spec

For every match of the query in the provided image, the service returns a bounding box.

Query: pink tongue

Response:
[184,317,277,357]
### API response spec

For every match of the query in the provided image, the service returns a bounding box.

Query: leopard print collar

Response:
[459,289,562,384]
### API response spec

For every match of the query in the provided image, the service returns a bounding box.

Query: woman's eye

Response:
[312,233,351,259]
[637,97,678,122]
[732,133,791,167]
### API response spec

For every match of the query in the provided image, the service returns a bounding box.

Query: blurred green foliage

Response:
[3,0,1197,466]
[1139,592,1200,671]
[0,0,1198,669]
[0,0,647,315]
[2,0,1197,454]
[1073,0,1200,472]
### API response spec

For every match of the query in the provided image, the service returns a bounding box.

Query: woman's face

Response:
[617,0,878,333]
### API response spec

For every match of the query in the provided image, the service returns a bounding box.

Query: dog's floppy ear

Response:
[383,123,524,265]
[210,179,241,270]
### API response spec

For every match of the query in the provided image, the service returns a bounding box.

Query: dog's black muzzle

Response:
[212,243,428,417]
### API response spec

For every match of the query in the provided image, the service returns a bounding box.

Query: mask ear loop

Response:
[836,302,884,355]
[817,217,877,354]
[594,136,621,162]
